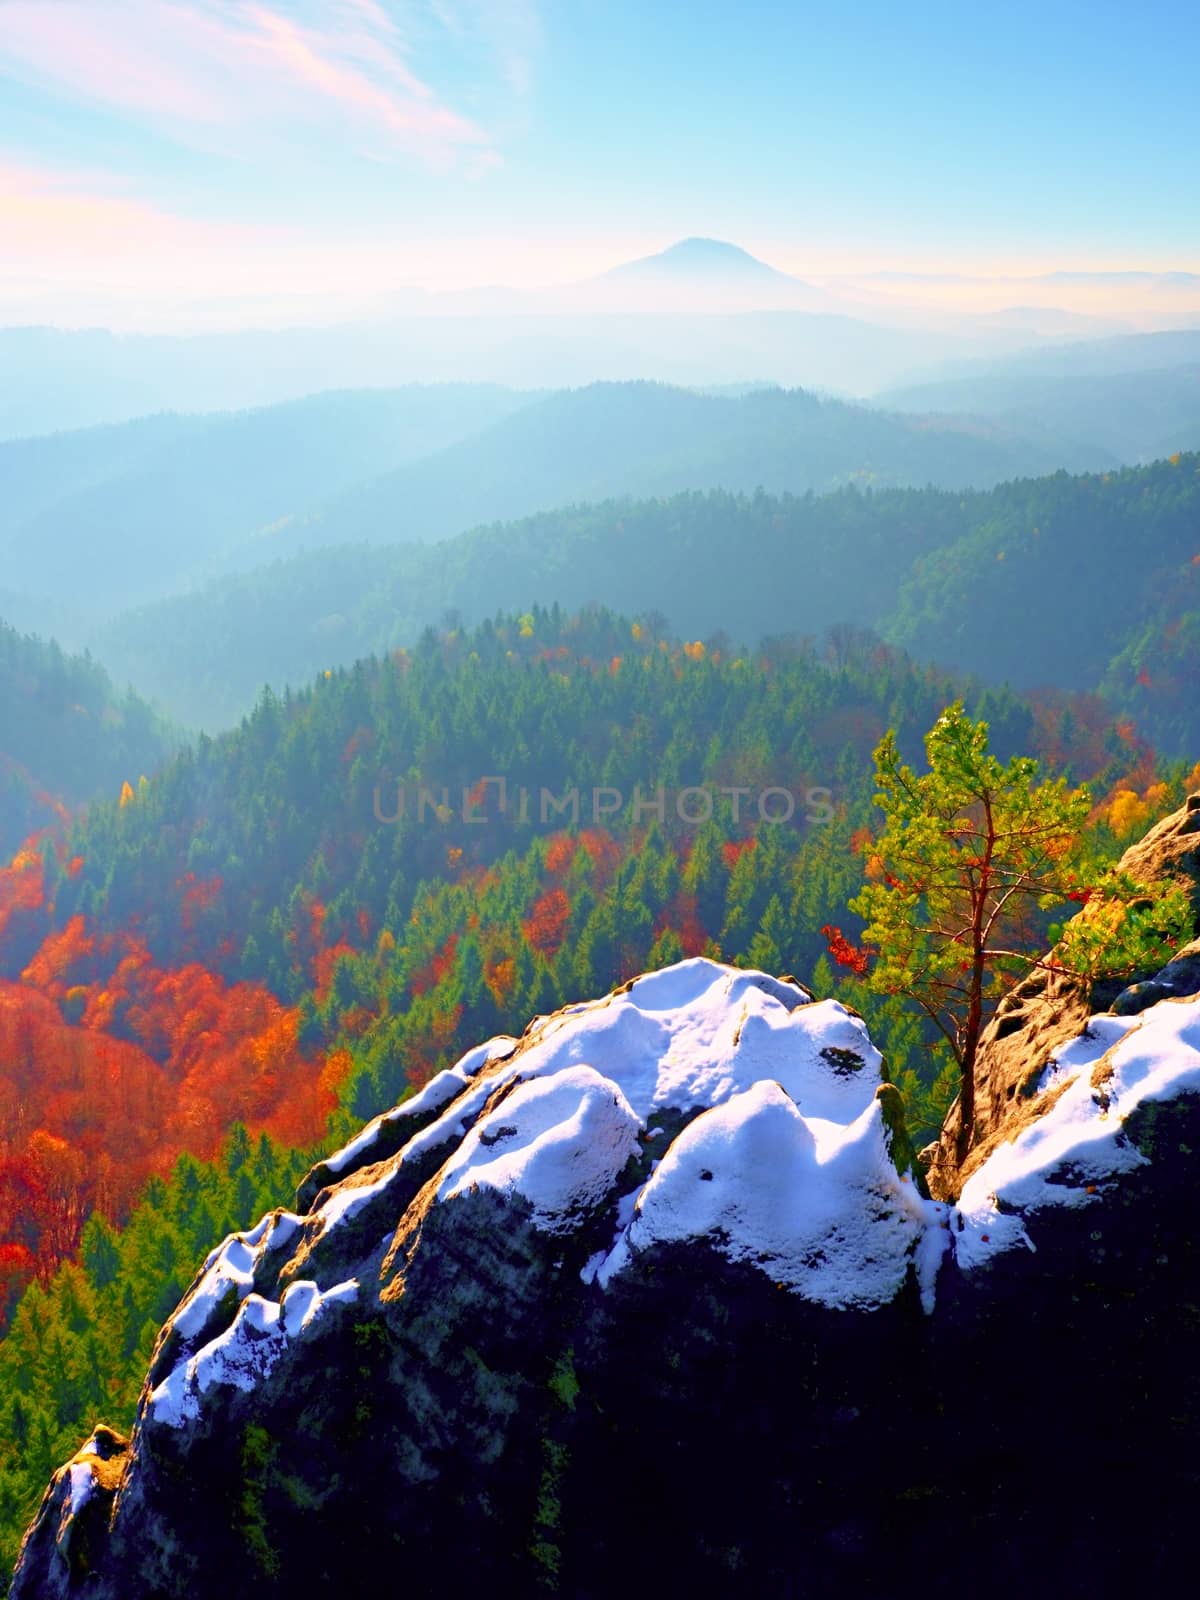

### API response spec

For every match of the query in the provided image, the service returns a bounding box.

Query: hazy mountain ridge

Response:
[1,378,1102,632]
[0,386,538,621]
[6,234,1198,437]
[259,380,1088,564]
[878,362,1200,462]
[0,312,992,436]
[83,454,1200,748]
[922,327,1200,384]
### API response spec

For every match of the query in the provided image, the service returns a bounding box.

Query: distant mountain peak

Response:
[605,237,790,282]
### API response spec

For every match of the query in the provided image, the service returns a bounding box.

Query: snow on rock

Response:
[437,1066,642,1231]
[596,1082,937,1310]
[174,1240,257,1343]
[142,963,1200,1438]
[149,1278,359,1429]
[1036,1012,1140,1094]
[66,1463,94,1518]
[150,1202,358,1431]
[315,1166,403,1233]
[305,958,928,1302]
[439,957,881,1126]
[201,1209,302,1273]
[182,1211,304,1345]
[322,1034,517,1177]
[954,992,1200,1270]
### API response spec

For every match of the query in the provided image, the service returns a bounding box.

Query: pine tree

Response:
[850,703,1190,1155]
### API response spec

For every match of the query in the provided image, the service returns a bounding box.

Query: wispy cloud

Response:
[247,6,486,155]
[0,157,278,252]
[0,1,512,167]
[0,154,294,327]
[0,155,621,330]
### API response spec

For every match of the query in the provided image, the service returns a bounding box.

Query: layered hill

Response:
[960,326,1200,379]
[272,379,1087,560]
[86,454,1200,751]
[14,937,1200,1595]
[0,386,536,632]
[885,452,1200,750]
[2,379,1095,638]
[0,620,175,858]
[878,361,1200,464]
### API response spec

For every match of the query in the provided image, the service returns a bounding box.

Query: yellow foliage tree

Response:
[1107,789,1147,838]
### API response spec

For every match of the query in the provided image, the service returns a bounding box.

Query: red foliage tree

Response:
[524,888,571,956]
[722,838,757,871]
[0,906,344,1309]
[821,924,871,978]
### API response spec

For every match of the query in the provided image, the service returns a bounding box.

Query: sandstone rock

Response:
[927,799,1200,1199]
[12,1426,129,1599]
[13,956,1200,1596]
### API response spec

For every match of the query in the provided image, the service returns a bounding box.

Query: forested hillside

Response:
[272,380,1088,557]
[1,612,1178,1281]
[89,454,1200,752]
[0,607,1192,1585]
[91,485,971,727]
[887,453,1200,729]
[0,622,175,858]
[2,380,1093,641]
[878,361,1200,465]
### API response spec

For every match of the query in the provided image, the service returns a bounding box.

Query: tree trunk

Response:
[956,1036,977,1163]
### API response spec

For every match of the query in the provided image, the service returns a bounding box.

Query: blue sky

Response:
[1,0,1198,324]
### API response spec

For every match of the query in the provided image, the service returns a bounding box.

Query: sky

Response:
[2,0,1199,327]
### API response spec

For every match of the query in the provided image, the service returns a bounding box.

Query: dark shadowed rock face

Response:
[13,956,1200,1597]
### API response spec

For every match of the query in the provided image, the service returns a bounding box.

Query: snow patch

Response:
[438,1066,642,1232]
[479,959,876,1124]
[280,1277,359,1337]
[149,1278,360,1429]
[307,959,921,1302]
[595,1083,937,1310]
[323,1035,517,1176]
[201,1209,303,1273]
[66,1462,94,1517]
[397,1056,527,1168]
[314,961,882,1258]
[186,1213,305,1340]
[955,993,1200,1269]
[316,1167,402,1233]
[1037,1013,1140,1094]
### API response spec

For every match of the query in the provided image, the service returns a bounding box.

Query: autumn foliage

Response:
[0,848,49,973]
[0,846,349,1317]
[821,924,872,977]
[524,888,571,955]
